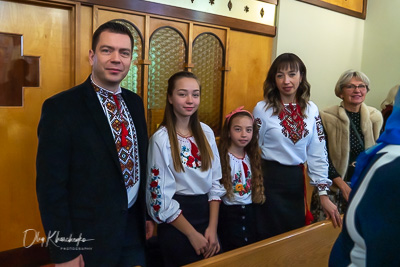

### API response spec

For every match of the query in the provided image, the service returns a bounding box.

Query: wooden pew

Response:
[185,219,341,267]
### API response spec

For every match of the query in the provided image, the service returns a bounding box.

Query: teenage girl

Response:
[146,71,226,266]
[218,106,265,252]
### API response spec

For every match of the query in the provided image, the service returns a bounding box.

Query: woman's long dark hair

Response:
[218,112,265,204]
[160,71,213,172]
[263,53,310,115]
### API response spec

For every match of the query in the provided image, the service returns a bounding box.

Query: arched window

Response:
[113,19,144,96]
[193,33,224,135]
[148,26,186,134]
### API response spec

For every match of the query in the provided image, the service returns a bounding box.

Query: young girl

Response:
[218,106,265,252]
[146,71,225,266]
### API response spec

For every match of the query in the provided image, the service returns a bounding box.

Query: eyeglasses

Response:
[343,84,368,90]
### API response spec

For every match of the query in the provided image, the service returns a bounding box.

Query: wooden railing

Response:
[185,219,341,267]
[0,219,340,267]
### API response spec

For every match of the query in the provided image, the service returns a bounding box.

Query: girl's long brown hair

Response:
[263,53,310,116]
[218,112,265,204]
[160,71,213,172]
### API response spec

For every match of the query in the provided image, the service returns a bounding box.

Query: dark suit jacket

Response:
[36,77,148,266]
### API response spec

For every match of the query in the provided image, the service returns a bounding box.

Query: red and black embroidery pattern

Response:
[317,183,329,191]
[279,103,309,144]
[315,115,326,142]
[94,84,139,189]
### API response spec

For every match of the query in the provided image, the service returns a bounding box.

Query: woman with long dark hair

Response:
[253,53,341,240]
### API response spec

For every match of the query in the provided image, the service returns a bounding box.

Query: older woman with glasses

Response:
[311,70,383,221]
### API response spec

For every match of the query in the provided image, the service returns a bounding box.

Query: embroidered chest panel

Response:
[229,153,252,196]
[94,85,139,189]
[279,104,309,144]
[179,136,202,169]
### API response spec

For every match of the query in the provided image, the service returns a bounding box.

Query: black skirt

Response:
[218,202,256,252]
[157,194,209,267]
[254,160,305,240]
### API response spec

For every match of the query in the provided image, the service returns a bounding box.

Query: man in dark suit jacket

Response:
[36,21,153,266]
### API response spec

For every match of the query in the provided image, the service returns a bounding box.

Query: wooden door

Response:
[0,0,76,251]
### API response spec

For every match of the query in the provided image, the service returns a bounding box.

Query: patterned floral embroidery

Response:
[255,117,262,129]
[232,170,252,196]
[149,167,162,220]
[279,103,309,144]
[315,115,326,142]
[317,183,329,191]
[180,140,202,169]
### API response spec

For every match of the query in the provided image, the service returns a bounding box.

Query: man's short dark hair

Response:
[92,21,134,52]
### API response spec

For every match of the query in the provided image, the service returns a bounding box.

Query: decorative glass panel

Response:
[148,27,186,135]
[114,19,143,96]
[192,33,224,135]
[0,33,39,106]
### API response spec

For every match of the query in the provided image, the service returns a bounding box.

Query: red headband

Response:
[225,106,254,123]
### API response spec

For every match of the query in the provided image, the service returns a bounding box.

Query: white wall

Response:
[361,0,400,109]
[274,0,365,109]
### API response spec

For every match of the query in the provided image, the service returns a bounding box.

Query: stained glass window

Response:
[193,33,224,135]
[113,19,143,96]
[147,27,186,135]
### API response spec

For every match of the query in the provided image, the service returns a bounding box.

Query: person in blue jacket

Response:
[329,89,400,266]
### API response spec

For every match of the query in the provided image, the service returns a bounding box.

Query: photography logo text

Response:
[23,229,94,251]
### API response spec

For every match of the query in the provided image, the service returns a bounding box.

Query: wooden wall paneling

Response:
[0,0,77,251]
[77,4,93,84]
[186,22,194,71]
[224,30,274,116]
[142,15,151,120]
[222,28,231,123]
[73,1,81,85]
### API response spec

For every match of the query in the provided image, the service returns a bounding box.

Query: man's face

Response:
[89,31,132,91]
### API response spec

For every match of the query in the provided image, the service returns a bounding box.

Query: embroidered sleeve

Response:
[146,133,181,224]
[306,105,332,190]
[208,130,226,201]
[253,103,267,147]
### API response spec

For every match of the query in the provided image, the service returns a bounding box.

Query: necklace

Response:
[176,130,192,138]
[228,150,245,159]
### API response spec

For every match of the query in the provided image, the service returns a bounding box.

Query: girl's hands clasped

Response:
[204,227,220,258]
[187,230,209,257]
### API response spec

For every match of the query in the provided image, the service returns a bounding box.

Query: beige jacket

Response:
[320,102,383,178]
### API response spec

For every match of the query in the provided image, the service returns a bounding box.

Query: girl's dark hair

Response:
[218,112,265,204]
[160,71,213,172]
[263,53,310,115]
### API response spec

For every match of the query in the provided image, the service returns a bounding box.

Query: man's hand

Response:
[145,220,155,240]
[55,254,84,267]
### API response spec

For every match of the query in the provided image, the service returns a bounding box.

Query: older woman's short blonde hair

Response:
[334,70,370,98]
